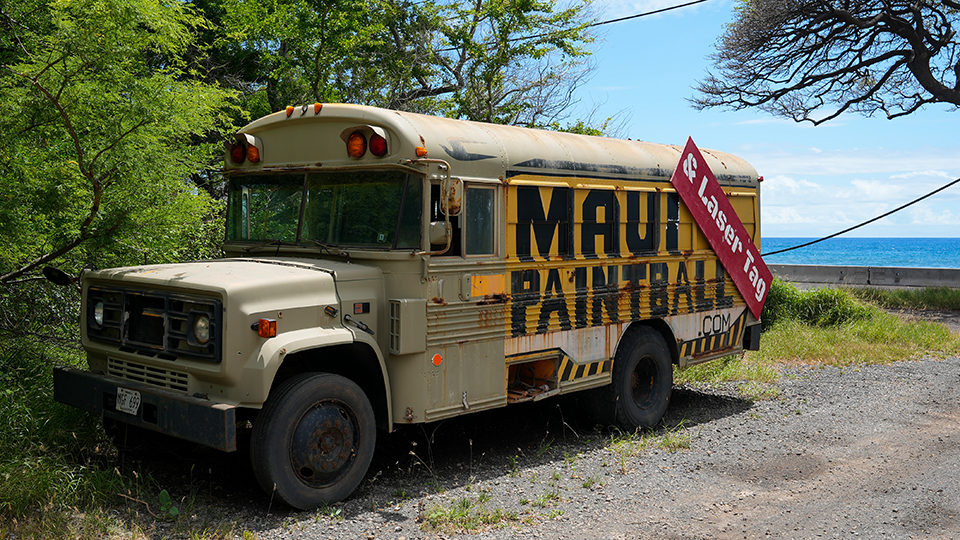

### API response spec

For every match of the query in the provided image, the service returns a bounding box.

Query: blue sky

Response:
[576,0,960,238]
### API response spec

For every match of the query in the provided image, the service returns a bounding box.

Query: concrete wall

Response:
[768,264,960,288]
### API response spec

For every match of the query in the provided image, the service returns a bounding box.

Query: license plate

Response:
[116,387,141,416]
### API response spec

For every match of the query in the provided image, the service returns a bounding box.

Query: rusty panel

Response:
[505,323,626,365]
[668,306,748,343]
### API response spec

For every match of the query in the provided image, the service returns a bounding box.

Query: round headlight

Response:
[193,314,211,344]
[93,301,104,327]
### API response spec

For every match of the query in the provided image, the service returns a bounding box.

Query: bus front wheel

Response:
[250,373,376,509]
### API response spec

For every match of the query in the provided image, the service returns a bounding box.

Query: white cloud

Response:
[889,170,953,180]
[831,210,855,224]
[762,206,814,225]
[908,207,960,226]
[741,146,960,178]
[850,179,906,201]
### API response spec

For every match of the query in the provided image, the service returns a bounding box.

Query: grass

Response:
[850,286,960,311]
[0,340,129,538]
[607,422,695,474]
[677,279,960,393]
[420,495,519,533]
[5,279,960,538]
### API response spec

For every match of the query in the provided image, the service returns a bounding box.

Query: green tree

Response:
[0,0,237,284]
[693,1,960,124]
[204,0,595,126]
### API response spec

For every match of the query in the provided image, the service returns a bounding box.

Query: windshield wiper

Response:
[308,239,349,257]
[243,239,295,252]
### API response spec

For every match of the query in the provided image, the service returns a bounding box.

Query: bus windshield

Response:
[227,170,422,249]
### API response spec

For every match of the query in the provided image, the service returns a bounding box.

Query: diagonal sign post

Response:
[670,137,772,319]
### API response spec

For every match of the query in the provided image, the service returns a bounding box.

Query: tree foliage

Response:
[0,0,236,284]
[694,1,960,124]
[204,0,595,126]
[0,0,599,289]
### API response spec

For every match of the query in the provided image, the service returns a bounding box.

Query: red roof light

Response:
[369,133,388,157]
[230,143,246,164]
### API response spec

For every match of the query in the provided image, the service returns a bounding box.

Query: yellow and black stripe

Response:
[679,313,748,358]
[558,354,611,382]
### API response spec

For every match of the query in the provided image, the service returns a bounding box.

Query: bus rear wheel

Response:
[250,373,376,509]
[607,326,673,431]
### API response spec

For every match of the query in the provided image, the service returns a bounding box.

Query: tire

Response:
[605,326,673,431]
[250,373,376,510]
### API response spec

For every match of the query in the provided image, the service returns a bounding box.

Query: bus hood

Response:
[84,257,382,297]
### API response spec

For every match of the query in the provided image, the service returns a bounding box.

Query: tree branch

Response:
[694,1,960,123]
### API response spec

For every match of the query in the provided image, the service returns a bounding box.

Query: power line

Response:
[762,176,960,257]
[506,0,710,43]
[435,0,711,52]
[586,0,710,30]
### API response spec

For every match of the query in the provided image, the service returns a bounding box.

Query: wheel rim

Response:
[290,401,359,488]
[630,355,659,410]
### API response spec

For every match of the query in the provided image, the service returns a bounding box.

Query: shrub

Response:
[762,279,873,329]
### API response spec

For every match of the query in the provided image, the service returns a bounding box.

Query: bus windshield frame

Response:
[226,170,423,250]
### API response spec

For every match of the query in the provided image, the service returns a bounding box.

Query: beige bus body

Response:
[54,104,762,509]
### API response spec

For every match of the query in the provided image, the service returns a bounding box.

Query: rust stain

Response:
[431,297,446,305]
[477,293,507,306]
[446,190,461,215]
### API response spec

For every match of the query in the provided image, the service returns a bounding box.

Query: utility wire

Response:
[435,0,711,52]
[762,176,960,257]
[505,0,711,43]
[586,0,710,30]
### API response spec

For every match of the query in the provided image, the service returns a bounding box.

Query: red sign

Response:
[670,137,771,319]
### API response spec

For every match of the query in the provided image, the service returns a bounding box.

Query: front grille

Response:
[87,286,222,362]
[108,357,189,392]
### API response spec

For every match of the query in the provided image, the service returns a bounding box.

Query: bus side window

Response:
[430,183,462,255]
[464,185,496,256]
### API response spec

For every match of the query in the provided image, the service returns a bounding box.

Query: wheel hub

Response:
[631,356,656,409]
[290,402,357,487]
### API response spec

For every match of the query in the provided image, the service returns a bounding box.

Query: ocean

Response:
[761,238,960,269]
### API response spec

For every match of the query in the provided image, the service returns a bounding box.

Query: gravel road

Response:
[149,350,960,540]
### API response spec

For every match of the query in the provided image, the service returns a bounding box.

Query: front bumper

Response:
[53,366,238,452]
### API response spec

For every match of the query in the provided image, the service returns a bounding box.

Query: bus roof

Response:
[233,103,759,187]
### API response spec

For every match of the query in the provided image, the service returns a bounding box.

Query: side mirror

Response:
[441,178,462,217]
[429,221,449,245]
[42,266,74,287]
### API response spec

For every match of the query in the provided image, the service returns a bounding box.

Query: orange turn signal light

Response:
[346,132,367,158]
[415,146,428,157]
[252,318,277,338]
[246,144,261,163]
[285,106,294,117]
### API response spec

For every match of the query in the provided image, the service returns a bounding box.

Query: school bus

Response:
[53,103,764,509]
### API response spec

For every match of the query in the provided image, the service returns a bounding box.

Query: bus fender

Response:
[254,326,393,431]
